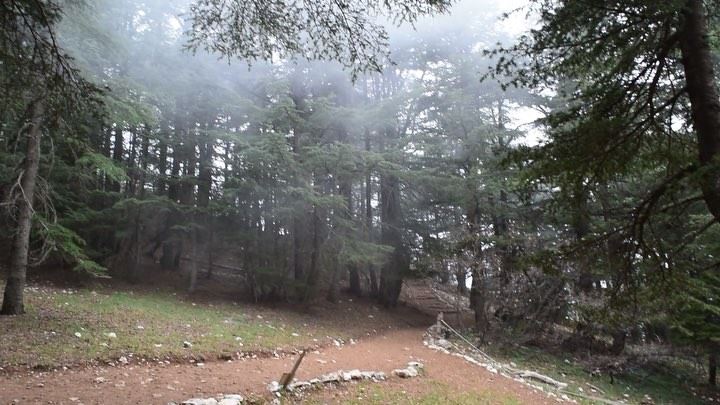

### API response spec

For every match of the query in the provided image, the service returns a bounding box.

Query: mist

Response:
[3,0,717,402]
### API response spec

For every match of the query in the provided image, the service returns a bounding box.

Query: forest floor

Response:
[0,280,712,404]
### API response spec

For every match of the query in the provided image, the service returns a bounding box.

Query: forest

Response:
[2,0,720,404]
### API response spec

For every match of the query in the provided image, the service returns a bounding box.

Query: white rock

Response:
[106,332,117,339]
[218,394,244,405]
[407,361,424,370]
[118,356,129,365]
[348,369,363,380]
[392,367,418,378]
[436,338,452,349]
[181,399,218,405]
[288,381,311,391]
[372,372,386,381]
[267,381,281,392]
[341,371,352,381]
[74,332,82,338]
[321,372,340,383]
[183,341,193,348]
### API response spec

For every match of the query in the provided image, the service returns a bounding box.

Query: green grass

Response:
[486,343,706,405]
[0,285,344,368]
[300,381,522,405]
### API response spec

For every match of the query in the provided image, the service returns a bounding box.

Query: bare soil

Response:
[0,326,564,404]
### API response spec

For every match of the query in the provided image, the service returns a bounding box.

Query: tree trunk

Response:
[291,76,307,282]
[292,219,304,281]
[456,264,467,294]
[188,227,198,293]
[710,350,717,387]
[125,128,138,196]
[156,136,168,195]
[139,129,150,198]
[679,0,720,222]
[378,172,406,308]
[1,100,44,315]
[609,329,626,355]
[470,266,488,339]
[304,206,322,302]
[197,132,212,208]
[340,174,361,297]
[109,126,124,192]
[168,133,181,202]
[365,132,378,297]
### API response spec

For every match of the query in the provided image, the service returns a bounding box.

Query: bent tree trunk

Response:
[679,0,720,221]
[2,100,44,315]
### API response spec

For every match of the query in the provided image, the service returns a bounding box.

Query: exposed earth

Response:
[1,316,561,404]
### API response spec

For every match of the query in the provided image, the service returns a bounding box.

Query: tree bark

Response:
[679,0,720,221]
[2,100,44,315]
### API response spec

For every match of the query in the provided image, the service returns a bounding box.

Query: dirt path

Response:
[0,327,561,405]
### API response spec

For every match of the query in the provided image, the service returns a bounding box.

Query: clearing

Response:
[0,283,710,404]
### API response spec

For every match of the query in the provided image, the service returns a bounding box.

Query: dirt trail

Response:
[0,327,561,405]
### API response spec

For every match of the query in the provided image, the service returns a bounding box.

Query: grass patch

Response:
[0,285,347,368]
[301,381,522,405]
[485,343,706,405]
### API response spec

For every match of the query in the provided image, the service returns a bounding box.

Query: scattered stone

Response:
[435,338,452,349]
[183,341,193,348]
[181,399,218,405]
[392,367,418,378]
[348,369,363,380]
[267,381,281,392]
[105,332,117,339]
[407,361,424,370]
[118,356,129,365]
[218,394,244,405]
[74,332,82,338]
[320,372,340,383]
[288,381,312,391]
[372,372,386,381]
